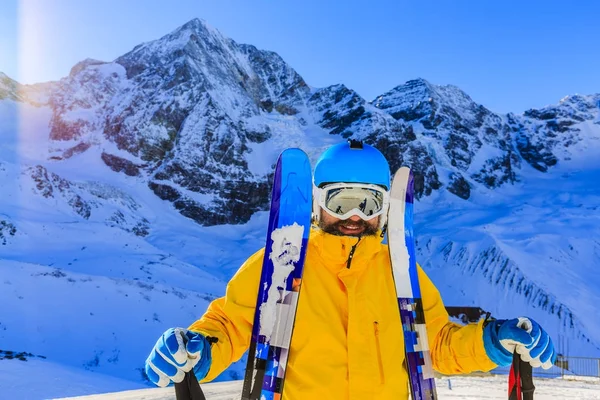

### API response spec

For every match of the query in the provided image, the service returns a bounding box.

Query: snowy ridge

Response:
[422,236,590,345]
[517,93,600,169]
[374,79,600,196]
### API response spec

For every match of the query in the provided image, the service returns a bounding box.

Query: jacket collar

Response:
[309,228,384,276]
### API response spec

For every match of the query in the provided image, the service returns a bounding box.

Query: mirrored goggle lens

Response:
[324,186,385,218]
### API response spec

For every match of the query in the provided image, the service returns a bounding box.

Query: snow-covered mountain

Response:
[1,17,599,399]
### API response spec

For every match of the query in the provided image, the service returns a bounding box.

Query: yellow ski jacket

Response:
[189,229,497,399]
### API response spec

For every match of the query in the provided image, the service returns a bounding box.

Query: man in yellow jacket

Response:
[145,141,556,399]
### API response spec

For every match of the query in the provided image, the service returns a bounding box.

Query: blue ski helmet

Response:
[314,140,391,189]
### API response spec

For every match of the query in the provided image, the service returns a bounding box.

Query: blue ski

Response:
[241,148,312,400]
[387,167,438,400]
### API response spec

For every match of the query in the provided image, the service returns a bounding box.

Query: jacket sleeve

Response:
[418,264,498,374]
[188,248,265,382]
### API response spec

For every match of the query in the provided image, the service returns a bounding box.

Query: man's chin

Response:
[338,226,365,236]
[327,230,361,237]
[320,223,378,237]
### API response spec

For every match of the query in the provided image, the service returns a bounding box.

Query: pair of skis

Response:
[239,148,437,400]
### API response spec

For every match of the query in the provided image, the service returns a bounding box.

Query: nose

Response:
[348,215,362,222]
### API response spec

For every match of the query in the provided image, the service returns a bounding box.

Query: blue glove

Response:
[483,317,556,369]
[145,327,212,387]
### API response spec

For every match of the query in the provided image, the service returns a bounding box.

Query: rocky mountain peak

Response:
[40,18,316,227]
[512,92,600,171]
[372,78,514,196]
[372,78,435,121]
[373,78,486,124]
[69,58,108,77]
[178,17,209,31]
[559,92,600,107]
[114,17,246,82]
[529,92,600,122]
[111,17,308,110]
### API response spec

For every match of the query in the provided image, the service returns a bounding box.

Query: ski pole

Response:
[175,370,207,400]
[519,354,535,400]
[508,351,535,400]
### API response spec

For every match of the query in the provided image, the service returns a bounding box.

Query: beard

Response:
[319,218,379,237]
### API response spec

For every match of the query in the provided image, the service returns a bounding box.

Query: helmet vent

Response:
[348,139,364,150]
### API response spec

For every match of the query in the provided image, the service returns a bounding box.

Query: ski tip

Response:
[391,167,414,204]
[280,147,309,158]
[391,167,410,185]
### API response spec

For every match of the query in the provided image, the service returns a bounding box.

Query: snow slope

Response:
[417,165,600,354]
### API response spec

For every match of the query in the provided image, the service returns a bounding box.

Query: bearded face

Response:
[319,209,379,237]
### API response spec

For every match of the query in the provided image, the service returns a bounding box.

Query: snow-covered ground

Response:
[3,356,600,400]
[2,356,598,400]
[0,358,146,400]
[52,375,600,400]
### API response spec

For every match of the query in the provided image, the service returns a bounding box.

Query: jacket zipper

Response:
[373,321,385,384]
[346,236,362,269]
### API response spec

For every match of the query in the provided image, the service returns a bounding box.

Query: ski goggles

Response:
[316,183,389,221]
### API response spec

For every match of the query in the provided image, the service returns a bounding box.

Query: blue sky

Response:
[1,0,599,113]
